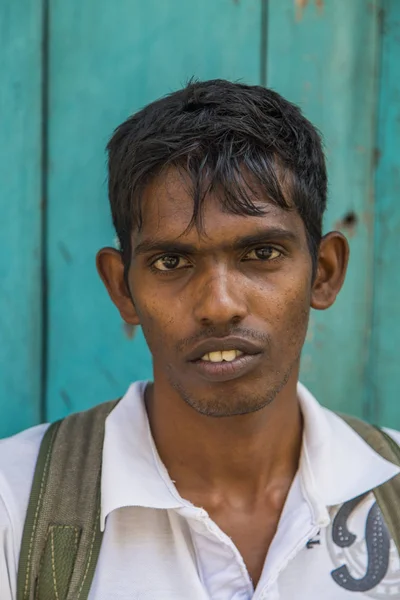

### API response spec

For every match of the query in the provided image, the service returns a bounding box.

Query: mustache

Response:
[176,327,271,353]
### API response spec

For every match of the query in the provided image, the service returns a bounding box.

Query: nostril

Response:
[231,315,243,326]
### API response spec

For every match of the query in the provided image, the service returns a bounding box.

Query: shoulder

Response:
[0,423,49,598]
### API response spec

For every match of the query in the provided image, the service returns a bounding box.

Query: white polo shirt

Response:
[0,381,400,599]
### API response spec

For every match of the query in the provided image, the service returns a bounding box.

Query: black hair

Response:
[107,79,327,269]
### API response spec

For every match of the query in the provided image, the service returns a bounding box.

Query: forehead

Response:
[134,167,307,246]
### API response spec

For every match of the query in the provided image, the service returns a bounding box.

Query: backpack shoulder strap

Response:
[17,399,118,600]
[339,413,400,554]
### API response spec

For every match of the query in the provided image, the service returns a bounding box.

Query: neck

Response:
[145,373,303,502]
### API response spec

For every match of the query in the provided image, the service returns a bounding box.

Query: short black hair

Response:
[107,79,327,269]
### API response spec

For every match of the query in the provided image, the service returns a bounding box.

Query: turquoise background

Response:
[1,0,399,436]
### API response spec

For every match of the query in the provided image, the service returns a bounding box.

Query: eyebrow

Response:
[133,227,299,257]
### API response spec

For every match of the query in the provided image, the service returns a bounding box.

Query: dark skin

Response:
[97,167,349,587]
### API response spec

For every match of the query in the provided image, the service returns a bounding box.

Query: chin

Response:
[189,399,272,418]
[174,377,286,418]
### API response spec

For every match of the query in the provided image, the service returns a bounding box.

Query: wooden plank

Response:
[369,1,400,427]
[46,0,261,421]
[0,1,43,436]
[266,0,381,418]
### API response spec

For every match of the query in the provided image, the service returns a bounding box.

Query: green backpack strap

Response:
[339,413,400,554]
[17,399,118,600]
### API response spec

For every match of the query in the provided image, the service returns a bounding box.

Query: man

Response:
[1,79,399,599]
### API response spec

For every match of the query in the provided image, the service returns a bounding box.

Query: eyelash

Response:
[149,246,284,273]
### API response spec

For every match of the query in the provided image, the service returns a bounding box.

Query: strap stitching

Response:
[76,507,100,599]
[24,427,57,600]
[34,525,80,600]
[50,529,60,600]
[74,527,79,553]
[34,529,49,600]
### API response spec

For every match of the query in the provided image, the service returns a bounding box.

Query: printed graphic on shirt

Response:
[325,494,400,598]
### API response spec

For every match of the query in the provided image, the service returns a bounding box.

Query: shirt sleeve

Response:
[0,492,17,600]
[0,423,49,600]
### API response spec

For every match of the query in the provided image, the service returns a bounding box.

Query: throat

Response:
[145,379,303,495]
[145,380,303,588]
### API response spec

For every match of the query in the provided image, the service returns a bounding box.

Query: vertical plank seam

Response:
[260,0,268,86]
[40,0,50,424]
[363,0,384,424]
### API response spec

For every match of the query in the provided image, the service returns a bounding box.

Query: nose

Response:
[192,266,248,328]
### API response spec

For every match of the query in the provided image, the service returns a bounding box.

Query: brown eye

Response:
[245,247,281,261]
[152,255,190,271]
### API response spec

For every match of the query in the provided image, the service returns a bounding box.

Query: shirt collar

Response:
[101,380,400,530]
[297,382,400,516]
[100,381,183,530]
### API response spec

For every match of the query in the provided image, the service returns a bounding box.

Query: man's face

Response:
[125,168,313,417]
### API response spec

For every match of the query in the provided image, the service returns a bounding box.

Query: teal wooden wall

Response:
[1,0,399,437]
[0,2,43,435]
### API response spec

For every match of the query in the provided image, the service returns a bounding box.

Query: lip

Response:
[188,352,263,383]
[185,336,264,363]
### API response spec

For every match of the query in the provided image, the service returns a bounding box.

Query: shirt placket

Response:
[186,509,255,600]
[254,471,330,600]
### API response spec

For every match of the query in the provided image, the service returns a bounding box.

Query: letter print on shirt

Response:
[325,494,400,598]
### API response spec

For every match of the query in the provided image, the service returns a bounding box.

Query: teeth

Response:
[220,350,237,362]
[201,350,243,362]
[209,351,223,363]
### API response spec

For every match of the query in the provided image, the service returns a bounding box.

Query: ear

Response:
[311,232,349,310]
[96,247,140,325]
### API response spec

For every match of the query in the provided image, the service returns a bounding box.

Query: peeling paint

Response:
[60,389,72,410]
[361,210,374,235]
[95,357,119,386]
[100,365,118,386]
[334,211,358,237]
[295,0,324,21]
[373,147,381,168]
[58,241,72,264]
[296,0,309,21]
[123,322,137,339]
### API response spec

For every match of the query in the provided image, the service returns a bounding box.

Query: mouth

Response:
[185,336,264,362]
[186,337,264,382]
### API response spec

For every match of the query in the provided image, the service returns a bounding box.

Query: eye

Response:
[244,246,282,261]
[151,254,191,271]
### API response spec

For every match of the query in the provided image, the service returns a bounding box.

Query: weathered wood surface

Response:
[0,0,44,436]
[1,0,399,434]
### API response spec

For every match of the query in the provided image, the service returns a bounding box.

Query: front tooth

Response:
[221,350,237,362]
[209,351,223,362]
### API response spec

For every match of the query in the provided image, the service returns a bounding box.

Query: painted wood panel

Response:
[0,1,44,436]
[45,0,262,421]
[266,0,381,418]
[369,1,400,427]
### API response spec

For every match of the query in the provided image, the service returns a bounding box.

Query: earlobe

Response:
[311,232,349,311]
[96,248,140,325]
